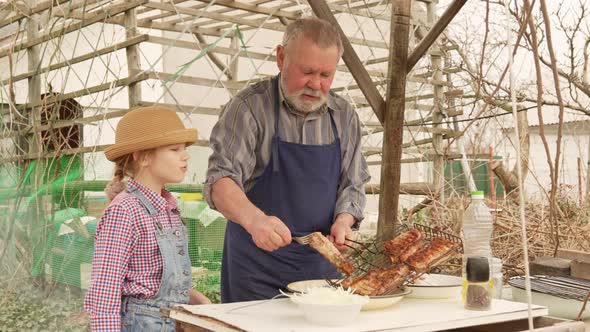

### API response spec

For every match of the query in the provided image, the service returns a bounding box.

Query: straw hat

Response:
[105,106,198,161]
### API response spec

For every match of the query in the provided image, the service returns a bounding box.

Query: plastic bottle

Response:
[462,191,493,258]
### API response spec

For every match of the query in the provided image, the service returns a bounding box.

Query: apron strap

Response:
[327,110,339,141]
[272,76,281,173]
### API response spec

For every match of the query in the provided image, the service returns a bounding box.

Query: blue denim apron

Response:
[120,186,192,332]
[221,75,342,303]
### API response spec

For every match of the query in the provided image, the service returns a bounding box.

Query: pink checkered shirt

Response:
[84,178,184,331]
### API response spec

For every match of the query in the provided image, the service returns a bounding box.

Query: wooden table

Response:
[168,297,577,332]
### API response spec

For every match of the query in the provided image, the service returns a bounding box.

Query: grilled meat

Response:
[406,237,456,272]
[308,232,356,275]
[384,229,425,264]
[341,264,410,296]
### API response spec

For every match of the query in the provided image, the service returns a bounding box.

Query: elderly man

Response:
[204,17,370,303]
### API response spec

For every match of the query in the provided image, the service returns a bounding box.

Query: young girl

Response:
[84,106,210,332]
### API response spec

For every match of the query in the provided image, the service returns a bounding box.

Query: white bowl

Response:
[297,301,366,326]
[286,279,410,311]
[407,273,462,299]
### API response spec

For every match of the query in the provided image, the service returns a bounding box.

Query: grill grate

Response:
[327,223,463,296]
[508,275,590,302]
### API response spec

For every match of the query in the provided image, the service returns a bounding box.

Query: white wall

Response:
[497,122,590,201]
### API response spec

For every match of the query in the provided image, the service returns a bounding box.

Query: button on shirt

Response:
[204,77,370,222]
[84,178,184,331]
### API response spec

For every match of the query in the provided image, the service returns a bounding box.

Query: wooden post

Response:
[307,0,386,123]
[26,0,41,164]
[377,0,412,239]
[125,8,142,108]
[26,6,42,149]
[406,0,467,72]
[25,0,44,282]
[428,2,444,204]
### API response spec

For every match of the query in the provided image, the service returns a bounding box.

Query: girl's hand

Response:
[188,289,212,305]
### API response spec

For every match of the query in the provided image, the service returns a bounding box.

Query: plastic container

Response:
[490,257,503,299]
[463,256,492,310]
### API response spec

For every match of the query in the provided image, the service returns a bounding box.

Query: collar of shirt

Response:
[277,75,339,118]
[127,178,179,214]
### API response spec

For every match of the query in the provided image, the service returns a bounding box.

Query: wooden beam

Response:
[195,0,300,20]
[147,36,389,87]
[406,0,467,71]
[0,0,72,29]
[0,0,148,58]
[143,1,286,32]
[367,153,463,165]
[377,0,412,239]
[149,72,244,90]
[0,103,220,140]
[0,139,211,163]
[125,8,142,107]
[366,183,435,196]
[142,1,388,49]
[136,101,221,116]
[1,34,149,85]
[307,0,386,123]
[148,35,268,60]
[362,125,459,137]
[14,73,150,112]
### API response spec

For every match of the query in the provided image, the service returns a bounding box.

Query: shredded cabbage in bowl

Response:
[282,287,369,305]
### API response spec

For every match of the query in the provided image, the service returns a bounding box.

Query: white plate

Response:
[407,273,462,299]
[286,279,410,311]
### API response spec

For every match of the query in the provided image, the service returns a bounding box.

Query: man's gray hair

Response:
[282,17,344,57]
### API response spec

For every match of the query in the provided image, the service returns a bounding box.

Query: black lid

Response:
[466,256,490,282]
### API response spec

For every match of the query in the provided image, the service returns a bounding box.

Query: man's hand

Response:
[244,215,292,252]
[328,213,356,252]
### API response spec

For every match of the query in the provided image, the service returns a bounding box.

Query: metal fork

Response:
[293,233,314,245]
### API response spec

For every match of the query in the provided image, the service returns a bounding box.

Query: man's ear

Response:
[276,45,285,71]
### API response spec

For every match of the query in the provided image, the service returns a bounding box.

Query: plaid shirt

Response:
[84,178,184,331]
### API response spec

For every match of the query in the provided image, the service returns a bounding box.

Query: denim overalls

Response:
[120,186,192,332]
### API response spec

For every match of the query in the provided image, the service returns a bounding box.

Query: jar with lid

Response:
[490,257,503,299]
[463,256,492,310]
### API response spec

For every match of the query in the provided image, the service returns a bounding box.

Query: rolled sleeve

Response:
[203,97,259,210]
[334,106,370,223]
[84,205,136,331]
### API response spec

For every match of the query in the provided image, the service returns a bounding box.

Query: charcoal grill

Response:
[508,275,590,302]
[327,223,463,295]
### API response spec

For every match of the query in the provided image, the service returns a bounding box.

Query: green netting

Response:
[40,187,224,301]
[1,153,226,300]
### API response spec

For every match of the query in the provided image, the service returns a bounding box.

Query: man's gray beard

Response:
[280,74,327,114]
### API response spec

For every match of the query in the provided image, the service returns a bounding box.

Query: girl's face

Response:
[139,143,190,186]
